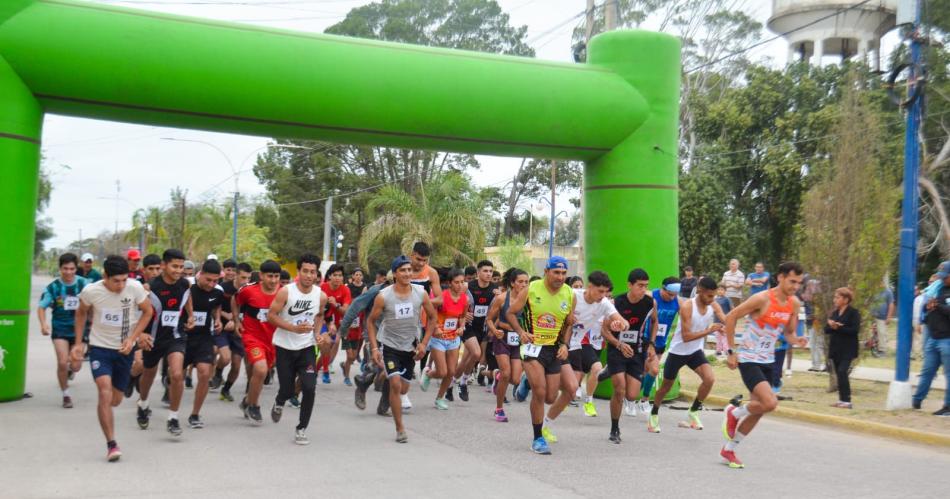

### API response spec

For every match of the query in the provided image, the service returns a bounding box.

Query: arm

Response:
[886,300,896,321]
[70,301,90,362]
[366,294,386,367]
[486,294,504,340]
[417,294,439,360]
[313,294,329,348]
[37,307,50,336]
[213,304,223,334]
[124,298,155,354]
[724,293,768,369]
[555,299,576,360]
[340,287,375,331]
[506,288,531,343]
[836,308,861,336]
[428,268,443,307]
[231,292,243,337]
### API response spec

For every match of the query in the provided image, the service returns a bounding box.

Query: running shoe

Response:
[322,372,331,384]
[832,401,853,409]
[445,386,454,402]
[420,370,431,392]
[934,406,950,417]
[67,367,75,381]
[355,384,367,410]
[271,403,283,423]
[288,396,301,408]
[541,427,558,443]
[264,370,273,385]
[161,388,170,407]
[188,414,204,429]
[62,396,73,409]
[458,383,469,402]
[608,429,621,444]
[681,409,703,430]
[722,404,739,440]
[401,394,412,412]
[184,375,193,389]
[247,405,263,425]
[597,367,611,383]
[396,430,408,443]
[647,414,660,433]
[515,375,529,402]
[638,400,651,415]
[344,377,352,387]
[106,444,122,462]
[568,397,579,407]
[434,398,449,411]
[494,408,508,422]
[720,446,744,469]
[295,428,310,445]
[220,389,234,402]
[209,374,223,391]
[137,406,151,430]
[167,418,183,437]
[583,401,597,417]
[623,400,637,417]
[531,437,551,455]
[123,376,136,398]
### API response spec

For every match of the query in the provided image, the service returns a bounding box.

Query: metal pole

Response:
[549,160,556,259]
[232,191,239,260]
[323,196,333,262]
[888,0,922,409]
[604,0,618,31]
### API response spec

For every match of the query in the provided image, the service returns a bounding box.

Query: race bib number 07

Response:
[161,311,180,327]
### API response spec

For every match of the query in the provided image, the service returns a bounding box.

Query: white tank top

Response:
[272,282,322,351]
[668,298,714,355]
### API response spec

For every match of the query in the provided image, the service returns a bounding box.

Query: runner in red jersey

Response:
[318,264,350,383]
[234,260,282,424]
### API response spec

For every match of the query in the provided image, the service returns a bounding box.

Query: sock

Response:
[651,403,660,415]
[733,405,750,419]
[137,399,149,410]
[63,389,70,397]
[690,398,703,412]
[461,373,470,384]
[724,431,746,451]
[533,423,543,440]
[586,396,593,403]
[543,416,553,427]
[215,367,223,378]
[168,411,178,421]
[107,440,117,449]
[611,418,619,432]
[222,381,233,391]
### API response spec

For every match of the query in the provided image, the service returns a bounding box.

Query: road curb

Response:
[679,389,950,448]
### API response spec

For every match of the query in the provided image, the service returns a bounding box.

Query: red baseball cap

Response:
[126,249,142,261]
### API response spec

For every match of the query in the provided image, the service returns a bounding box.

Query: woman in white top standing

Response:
[648,276,727,433]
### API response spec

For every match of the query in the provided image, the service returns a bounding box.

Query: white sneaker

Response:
[575,387,584,399]
[638,400,651,415]
[401,394,412,412]
[294,428,310,445]
[623,400,637,417]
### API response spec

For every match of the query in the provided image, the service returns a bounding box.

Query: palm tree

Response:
[358,172,486,268]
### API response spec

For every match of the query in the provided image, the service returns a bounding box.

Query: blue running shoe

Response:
[531,437,551,455]
[515,374,530,402]
[322,372,331,384]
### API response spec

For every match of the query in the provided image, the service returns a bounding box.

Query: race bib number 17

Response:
[395,302,413,320]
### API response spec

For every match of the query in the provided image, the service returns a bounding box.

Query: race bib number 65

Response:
[101,309,122,327]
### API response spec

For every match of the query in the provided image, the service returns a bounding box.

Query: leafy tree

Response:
[34,164,54,257]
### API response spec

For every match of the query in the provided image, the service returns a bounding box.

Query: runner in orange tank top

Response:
[419,269,467,410]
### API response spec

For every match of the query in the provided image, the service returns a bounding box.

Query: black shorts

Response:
[569,345,602,373]
[522,345,562,375]
[382,346,415,382]
[142,333,186,369]
[606,346,645,381]
[461,326,486,344]
[213,331,245,357]
[738,362,772,392]
[184,334,215,366]
[662,349,708,380]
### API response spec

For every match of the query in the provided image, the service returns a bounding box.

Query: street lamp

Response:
[331,226,344,262]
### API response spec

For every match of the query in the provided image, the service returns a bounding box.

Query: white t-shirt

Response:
[722,270,745,299]
[913,293,926,327]
[80,279,150,349]
[272,282,322,351]
[570,288,617,350]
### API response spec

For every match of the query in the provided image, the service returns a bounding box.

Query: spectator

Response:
[802,272,824,371]
[568,275,584,289]
[374,269,388,285]
[77,253,102,282]
[912,282,926,359]
[912,261,950,417]
[721,259,745,308]
[713,283,732,355]
[870,280,895,357]
[745,262,770,296]
[680,266,698,298]
[825,287,860,409]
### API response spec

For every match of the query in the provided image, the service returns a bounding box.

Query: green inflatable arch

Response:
[0,0,680,401]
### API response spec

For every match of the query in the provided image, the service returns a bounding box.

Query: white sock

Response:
[62,389,70,397]
[724,431,746,451]
[168,411,178,421]
[586,396,593,403]
[543,416,554,427]
[138,399,149,410]
[733,405,750,420]
[461,373,470,384]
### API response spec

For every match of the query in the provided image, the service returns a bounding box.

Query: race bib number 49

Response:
[473,305,489,318]
[256,309,269,322]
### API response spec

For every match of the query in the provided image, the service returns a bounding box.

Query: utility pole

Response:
[180,192,187,252]
[888,0,924,410]
[323,196,333,262]
[577,0,597,278]
[232,190,239,260]
[604,0,618,31]
[549,160,556,259]
[585,0,595,42]
[113,179,120,254]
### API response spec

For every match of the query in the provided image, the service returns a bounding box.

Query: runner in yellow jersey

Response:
[506,256,575,455]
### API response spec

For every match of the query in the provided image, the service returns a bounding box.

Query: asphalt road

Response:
[2,276,948,498]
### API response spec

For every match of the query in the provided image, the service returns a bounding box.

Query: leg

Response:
[913,337,939,404]
[609,372,626,421]
[429,349,447,379]
[652,379,675,408]
[495,353,511,409]
[437,350,458,399]
[166,352,185,412]
[139,365,158,402]
[297,348,318,430]
[586,361,602,400]
[247,360,268,406]
[226,352,242,385]
[524,360,548,430]
[52,339,70,392]
[192,363,212,415]
[736,381,778,436]
[457,337,481,380]
[274,346,296,406]
[343,345,357,379]
[938,339,950,408]
[216,345,231,378]
[95,376,117,442]
[835,356,852,403]
[694,363,715,401]
[546,363,579,420]
[390,375,405,432]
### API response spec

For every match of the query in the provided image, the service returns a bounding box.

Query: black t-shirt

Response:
[148,276,192,338]
[680,277,697,298]
[612,293,655,353]
[347,282,366,301]
[465,280,497,335]
[219,280,237,316]
[189,284,225,335]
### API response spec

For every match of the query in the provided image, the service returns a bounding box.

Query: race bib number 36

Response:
[443,318,459,331]
[192,311,208,327]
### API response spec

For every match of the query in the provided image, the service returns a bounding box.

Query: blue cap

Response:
[545,256,568,270]
[391,255,411,273]
[937,261,950,279]
[664,282,682,294]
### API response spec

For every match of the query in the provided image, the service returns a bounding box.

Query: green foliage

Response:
[34,162,54,257]
[496,237,532,273]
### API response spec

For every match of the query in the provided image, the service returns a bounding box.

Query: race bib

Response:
[522,343,541,358]
[569,324,585,350]
[395,302,413,320]
[161,311,180,327]
[757,335,776,352]
[63,296,80,311]
[619,330,639,344]
[351,316,361,328]
[656,324,668,338]
[192,311,208,327]
[443,318,459,331]
[589,329,602,344]
[506,331,520,346]
[100,308,122,327]
[292,313,314,326]
[256,309,268,322]
[473,305,489,318]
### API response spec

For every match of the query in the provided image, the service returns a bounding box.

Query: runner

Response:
[182,259,225,429]
[137,254,162,288]
[217,262,251,401]
[366,255,438,443]
[419,268,467,410]
[125,253,163,398]
[409,241,442,393]
[721,262,806,468]
[455,260,495,402]
[71,255,153,461]
[650,277,726,433]
[600,268,654,444]
[568,271,627,419]
[635,277,683,415]
[77,253,103,282]
[267,253,328,445]
[505,256,576,455]
[126,249,143,282]
[341,274,392,412]
[341,268,368,386]
[486,267,529,422]
[464,265,476,284]
[234,260,283,424]
[182,260,196,283]
[37,253,88,408]
[220,259,236,285]
[135,249,194,436]
[279,269,291,287]
[318,264,349,384]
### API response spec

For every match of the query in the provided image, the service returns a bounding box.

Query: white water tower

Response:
[768,0,900,69]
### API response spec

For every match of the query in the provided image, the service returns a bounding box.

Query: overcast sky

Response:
[41,0,794,249]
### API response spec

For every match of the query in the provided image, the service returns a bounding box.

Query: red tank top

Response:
[755,289,793,329]
[437,289,467,340]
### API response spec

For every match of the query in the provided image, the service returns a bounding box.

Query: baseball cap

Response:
[391,255,411,273]
[545,256,568,270]
[206,253,218,261]
[937,261,950,279]
[126,249,141,261]
[81,253,94,262]
[664,282,682,294]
